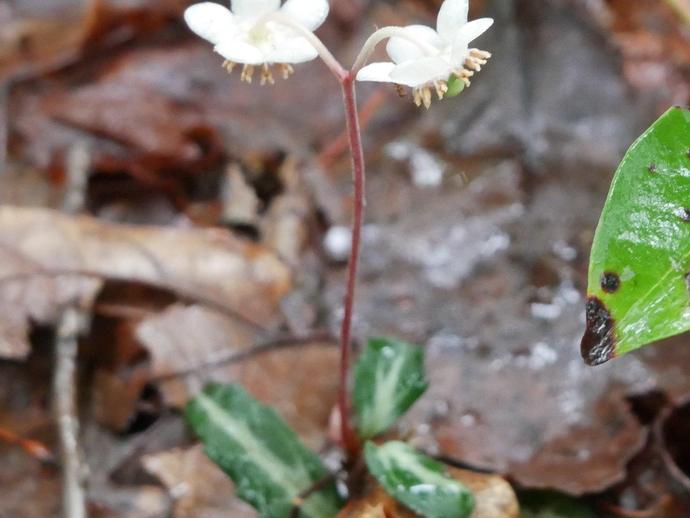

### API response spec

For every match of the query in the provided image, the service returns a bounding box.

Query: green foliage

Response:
[364,441,475,518]
[353,337,428,438]
[520,491,596,518]
[185,383,341,518]
[445,74,466,98]
[582,106,690,365]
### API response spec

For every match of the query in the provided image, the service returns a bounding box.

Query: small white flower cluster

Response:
[184,0,329,84]
[356,1,493,108]
[184,0,493,106]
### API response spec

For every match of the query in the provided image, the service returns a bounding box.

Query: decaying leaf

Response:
[142,445,255,518]
[0,206,290,359]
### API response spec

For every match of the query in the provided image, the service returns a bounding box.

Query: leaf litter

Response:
[2,0,690,515]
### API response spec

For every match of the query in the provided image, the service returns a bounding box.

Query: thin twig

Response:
[0,82,7,175]
[317,88,389,170]
[149,330,334,382]
[0,426,56,465]
[289,471,340,518]
[54,307,88,518]
[54,144,89,518]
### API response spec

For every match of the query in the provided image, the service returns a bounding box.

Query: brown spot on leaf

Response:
[600,272,621,293]
[648,163,657,173]
[581,297,616,366]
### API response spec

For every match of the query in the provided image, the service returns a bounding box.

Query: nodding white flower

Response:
[356,0,493,108]
[184,0,329,84]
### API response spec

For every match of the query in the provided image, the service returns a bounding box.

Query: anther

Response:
[434,81,448,100]
[422,87,432,109]
[279,64,294,80]
[464,59,481,71]
[470,49,492,59]
[240,65,255,83]
[413,89,423,107]
[395,84,407,97]
[223,61,237,74]
[260,64,275,85]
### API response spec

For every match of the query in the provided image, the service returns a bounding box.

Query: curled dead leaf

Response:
[0,206,291,359]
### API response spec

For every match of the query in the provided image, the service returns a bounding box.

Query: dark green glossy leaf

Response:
[185,383,341,518]
[520,491,596,518]
[582,107,690,365]
[353,337,428,438]
[364,441,474,518]
[445,74,466,98]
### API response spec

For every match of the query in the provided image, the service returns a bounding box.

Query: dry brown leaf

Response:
[142,445,256,518]
[135,303,338,447]
[135,304,257,408]
[339,468,518,518]
[0,206,290,359]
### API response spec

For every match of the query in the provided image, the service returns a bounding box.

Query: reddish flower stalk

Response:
[337,72,366,457]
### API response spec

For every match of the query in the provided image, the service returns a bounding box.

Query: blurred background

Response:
[1,0,690,515]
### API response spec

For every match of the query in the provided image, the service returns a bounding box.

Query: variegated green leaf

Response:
[353,337,428,439]
[365,441,475,518]
[582,107,690,364]
[185,384,341,518]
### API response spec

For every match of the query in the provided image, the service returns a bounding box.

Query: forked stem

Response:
[261,15,367,457]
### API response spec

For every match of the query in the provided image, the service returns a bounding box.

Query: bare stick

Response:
[289,471,340,518]
[0,83,7,175]
[55,144,90,518]
[54,307,88,518]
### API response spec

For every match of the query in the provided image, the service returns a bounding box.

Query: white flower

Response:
[184,0,329,84]
[356,0,493,108]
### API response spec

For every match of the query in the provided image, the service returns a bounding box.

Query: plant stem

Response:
[54,307,87,518]
[338,72,366,458]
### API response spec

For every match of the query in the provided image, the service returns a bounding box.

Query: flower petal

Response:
[454,17,494,46]
[281,0,330,31]
[356,62,396,83]
[214,40,266,64]
[231,0,280,17]
[184,2,236,45]
[436,0,468,42]
[387,25,443,65]
[389,56,452,87]
[451,41,469,66]
[265,37,319,63]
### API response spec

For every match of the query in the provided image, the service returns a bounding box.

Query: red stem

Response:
[338,72,365,458]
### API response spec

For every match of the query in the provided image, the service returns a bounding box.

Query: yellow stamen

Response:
[413,88,423,107]
[422,87,432,109]
[470,49,492,59]
[434,81,448,100]
[261,64,275,85]
[279,64,295,80]
[240,65,255,83]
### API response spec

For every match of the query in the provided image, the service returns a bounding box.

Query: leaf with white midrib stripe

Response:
[365,441,475,518]
[354,337,428,438]
[186,383,341,518]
